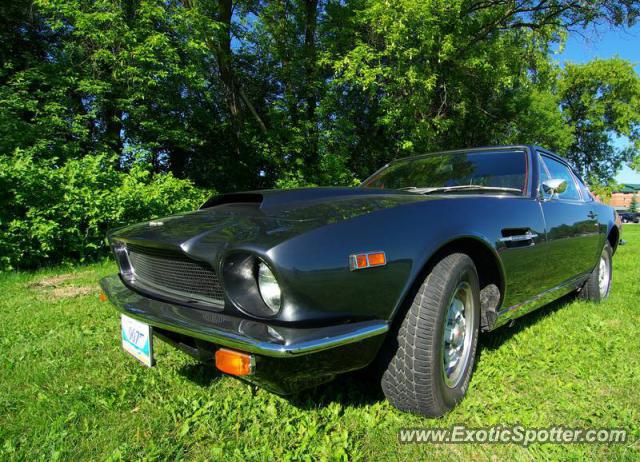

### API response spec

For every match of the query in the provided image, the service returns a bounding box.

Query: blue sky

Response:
[555,24,640,185]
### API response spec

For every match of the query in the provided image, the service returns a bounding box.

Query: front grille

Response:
[124,244,224,305]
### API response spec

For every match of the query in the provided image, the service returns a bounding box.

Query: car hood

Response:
[109,187,429,259]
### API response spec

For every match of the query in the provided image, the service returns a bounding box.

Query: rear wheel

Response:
[380,253,480,417]
[579,243,613,302]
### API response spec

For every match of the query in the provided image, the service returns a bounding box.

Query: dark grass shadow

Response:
[176,355,384,409]
[175,293,579,409]
[286,292,580,411]
[478,291,577,351]
[177,361,223,387]
[283,368,386,411]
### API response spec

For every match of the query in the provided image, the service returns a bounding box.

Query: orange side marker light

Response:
[349,251,387,270]
[367,252,386,267]
[215,348,254,376]
[355,254,368,268]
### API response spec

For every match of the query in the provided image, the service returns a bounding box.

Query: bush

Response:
[0,152,209,271]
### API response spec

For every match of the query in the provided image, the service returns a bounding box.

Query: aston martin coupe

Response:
[101,145,620,417]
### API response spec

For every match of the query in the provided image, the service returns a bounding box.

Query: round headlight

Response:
[257,261,281,314]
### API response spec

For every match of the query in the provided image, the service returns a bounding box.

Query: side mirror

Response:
[542,179,567,199]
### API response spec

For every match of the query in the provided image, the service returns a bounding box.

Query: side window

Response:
[538,156,551,184]
[539,155,581,201]
[574,174,594,202]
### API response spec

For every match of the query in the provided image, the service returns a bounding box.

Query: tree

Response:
[558,59,640,183]
[2,0,640,192]
[5,0,640,269]
[632,154,640,173]
[589,180,618,204]
[321,1,640,181]
[630,194,639,213]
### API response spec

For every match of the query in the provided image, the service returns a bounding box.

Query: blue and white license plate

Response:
[121,314,154,367]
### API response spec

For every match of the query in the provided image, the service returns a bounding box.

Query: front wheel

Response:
[380,253,480,417]
[579,243,613,302]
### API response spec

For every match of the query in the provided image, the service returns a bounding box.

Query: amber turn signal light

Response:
[349,251,386,270]
[367,252,386,267]
[215,348,254,376]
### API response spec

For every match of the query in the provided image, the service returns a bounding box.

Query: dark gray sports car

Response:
[100,145,621,417]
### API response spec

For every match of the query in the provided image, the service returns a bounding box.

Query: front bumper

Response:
[100,275,389,392]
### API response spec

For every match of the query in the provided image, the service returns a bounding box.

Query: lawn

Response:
[1,227,639,461]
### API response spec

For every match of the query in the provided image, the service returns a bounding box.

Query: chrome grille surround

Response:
[122,243,224,305]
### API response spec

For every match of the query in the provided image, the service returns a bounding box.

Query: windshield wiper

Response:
[405,185,522,195]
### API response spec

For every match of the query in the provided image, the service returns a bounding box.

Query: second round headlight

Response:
[257,261,281,314]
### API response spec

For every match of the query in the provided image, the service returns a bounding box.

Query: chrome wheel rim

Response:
[441,281,474,388]
[598,255,611,297]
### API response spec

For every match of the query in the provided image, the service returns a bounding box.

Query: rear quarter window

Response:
[539,155,582,201]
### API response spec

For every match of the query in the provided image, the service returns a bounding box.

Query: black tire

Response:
[380,253,480,417]
[579,242,613,302]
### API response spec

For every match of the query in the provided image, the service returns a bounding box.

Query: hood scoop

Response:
[200,193,263,209]
[200,187,412,213]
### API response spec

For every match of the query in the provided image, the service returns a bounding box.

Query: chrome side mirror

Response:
[542,179,567,200]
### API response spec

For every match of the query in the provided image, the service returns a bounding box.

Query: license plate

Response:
[121,314,154,367]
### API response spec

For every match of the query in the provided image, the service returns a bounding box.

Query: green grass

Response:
[1,227,639,461]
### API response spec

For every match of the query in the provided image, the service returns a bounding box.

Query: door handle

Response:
[500,230,538,243]
[588,211,598,219]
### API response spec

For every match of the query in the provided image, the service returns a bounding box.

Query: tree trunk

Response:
[302,0,319,169]
[215,0,242,159]
[103,97,123,160]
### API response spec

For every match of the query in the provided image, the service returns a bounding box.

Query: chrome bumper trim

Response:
[100,275,389,358]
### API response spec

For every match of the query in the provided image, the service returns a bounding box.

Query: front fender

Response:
[267,196,527,324]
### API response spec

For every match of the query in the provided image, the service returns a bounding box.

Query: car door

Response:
[537,152,601,290]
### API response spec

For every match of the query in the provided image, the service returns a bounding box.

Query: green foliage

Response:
[328,1,550,157]
[320,1,640,182]
[505,89,575,153]
[558,58,640,181]
[2,0,640,268]
[589,179,618,204]
[630,194,639,213]
[3,0,640,191]
[0,152,207,271]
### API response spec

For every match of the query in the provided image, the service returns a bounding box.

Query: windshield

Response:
[362,149,528,195]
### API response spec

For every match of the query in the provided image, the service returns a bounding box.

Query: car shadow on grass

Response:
[284,369,387,410]
[478,291,576,351]
[175,356,385,409]
[175,292,578,410]
[287,292,580,411]
[177,361,222,387]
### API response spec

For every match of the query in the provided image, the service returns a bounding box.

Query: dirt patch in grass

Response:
[28,274,77,288]
[28,273,96,299]
[50,285,95,299]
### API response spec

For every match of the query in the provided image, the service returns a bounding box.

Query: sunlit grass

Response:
[1,227,639,461]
